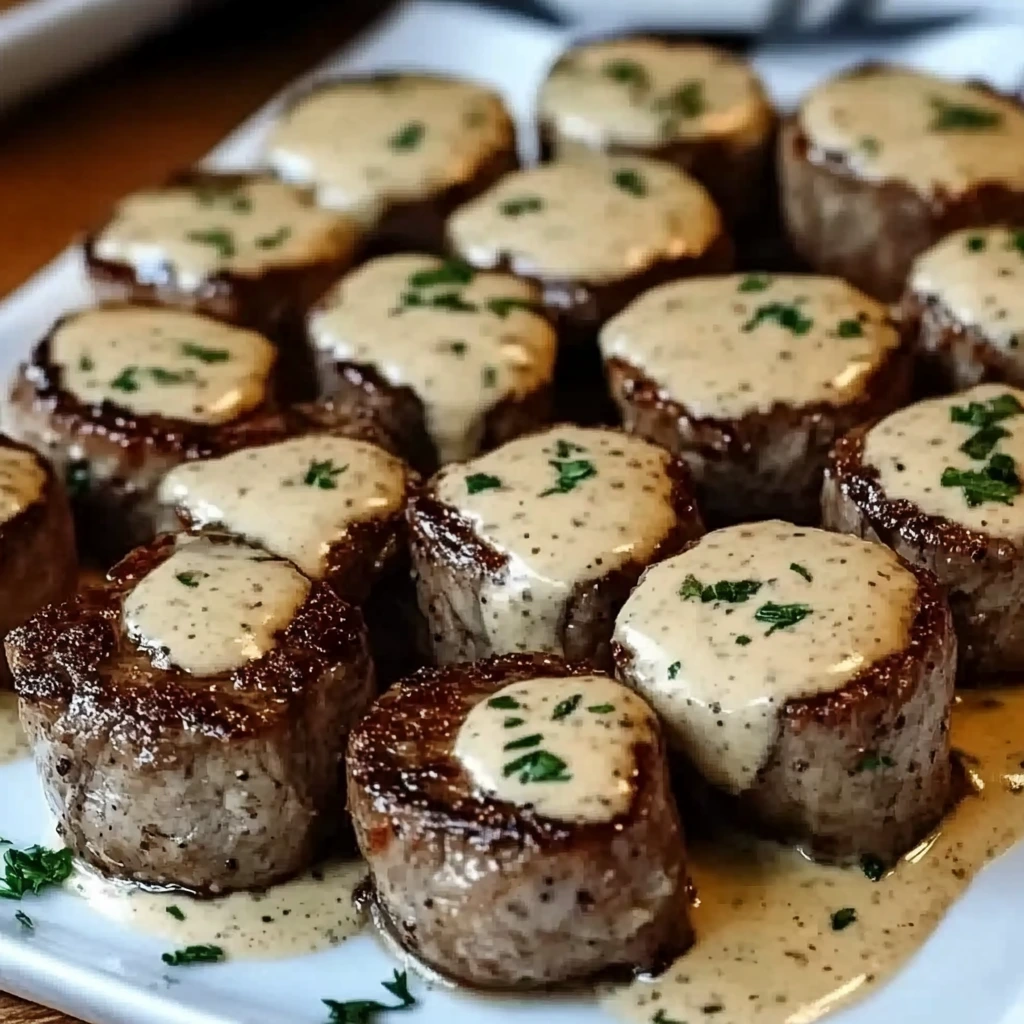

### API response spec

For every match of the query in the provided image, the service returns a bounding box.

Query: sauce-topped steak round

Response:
[613,521,955,862]
[266,73,517,253]
[538,37,776,226]
[600,272,910,524]
[6,533,374,894]
[346,654,691,988]
[825,383,1024,678]
[905,225,1024,391]
[780,65,1024,300]
[406,425,703,669]
[307,254,557,469]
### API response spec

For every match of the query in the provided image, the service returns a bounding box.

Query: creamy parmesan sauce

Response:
[435,426,677,654]
[0,446,44,526]
[614,521,917,792]
[308,255,557,462]
[159,435,407,578]
[51,307,275,424]
[92,178,357,292]
[448,156,721,285]
[540,39,773,151]
[912,226,1024,351]
[862,383,1024,539]
[123,537,311,677]
[601,274,899,419]
[455,675,656,823]
[266,76,513,227]
[800,67,1024,197]
[0,691,27,764]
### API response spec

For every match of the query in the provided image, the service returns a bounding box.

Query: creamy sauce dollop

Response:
[601,273,899,419]
[800,67,1024,197]
[123,537,311,677]
[455,674,657,823]
[308,255,557,463]
[911,226,1024,352]
[160,435,408,579]
[614,521,918,792]
[448,156,721,284]
[51,307,275,424]
[266,75,514,226]
[92,178,357,291]
[435,426,678,654]
[862,382,1024,539]
[540,39,773,151]
[0,446,45,527]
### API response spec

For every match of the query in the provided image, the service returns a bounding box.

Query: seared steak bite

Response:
[307,254,557,468]
[406,425,702,670]
[346,654,692,988]
[780,65,1024,301]
[600,273,910,524]
[613,521,956,862]
[905,225,1024,391]
[538,37,776,227]
[7,533,374,894]
[0,437,76,686]
[6,306,280,560]
[84,171,359,341]
[824,383,1024,678]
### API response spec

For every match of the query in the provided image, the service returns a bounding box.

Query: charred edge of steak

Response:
[8,532,369,741]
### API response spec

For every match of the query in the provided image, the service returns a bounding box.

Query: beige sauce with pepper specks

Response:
[123,537,310,677]
[266,76,513,227]
[600,274,899,420]
[74,856,367,960]
[455,675,657,823]
[800,67,1024,198]
[51,307,275,424]
[862,383,1024,539]
[912,226,1024,352]
[92,178,357,292]
[614,521,917,792]
[0,446,44,526]
[0,691,27,764]
[540,39,773,152]
[159,435,407,579]
[448,156,721,285]
[308,255,557,463]
[435,426,677,655]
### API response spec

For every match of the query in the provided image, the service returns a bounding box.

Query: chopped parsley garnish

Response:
[539,457,597,496]
[194,188,251,213]
[739,275,772,293]
[736,634,752,646]
[929,97,1002,131]
[185,228,235,259]
[941,454,1021,506]
[181,341,230,363]
[830,907,857,931]
[15,910,33,929]
[482,365,497,388]
[960,423,1009,460]
[588,703,615,714]
[149,367,197,385]
[504,733,543,751]
[78,354,94,372]
[859,136,880,155]
[389,121,425,150]
[966,235,988,252]
[742,302,813,336]
[161,944,225,966]
[499,196,544,217]
[255,226,291,249]
[1010,230,1024,256]
[654,79,705,119]
[503,716,525,728]
[166,905,186,921]
[466,472,503,494]
[603,58,650,91]
[304,459,347,489]
[323,969,416,1023]
[612,168,647,197]
[652,1012,686,1024]
[486,296,542,319]
[835,318,864,338]
[857,752,895,772]
[950,393,1022,428]
[861,854,886,881]
[65,460,91,499]
[488,695,520,710]
[790,563,813,582]
[110,366,140,392]
[503,749,571,783]
[552,693,582,720]
[679,575,762,604]
[175,571,207,588]
[0,845,74,900]
[754,602,812,635]
[408,260,475,289]
[448,340,467,357]
[667,661,681,679]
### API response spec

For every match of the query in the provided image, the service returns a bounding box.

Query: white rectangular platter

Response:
[4,3,1024,1023]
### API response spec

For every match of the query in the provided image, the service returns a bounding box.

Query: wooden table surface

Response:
[0,1,386,1018]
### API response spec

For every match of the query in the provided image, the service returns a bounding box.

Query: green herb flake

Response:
[960,423,1009,460]
[552,693,582,720]
[612,168,647,197]
[861,854,886,882]
[254,226,291,250]
[503,716,525,728]
[429,292,477,313]
[488,695,520,710]
[652,1011,686,1024]
[1010,230,1024,256]
[185,228,235,259]
[830,907,858,931]
[482,365,498,388]
[466,472,503,495]
[679,575,763,604]
[941,454,1021,507]
[859,136,880,155]
[110,366,140,393]
[502,749,571,783]
[323,969,416,1024]
[929,97,1003,131]
[181,341,230,364]
[835,318,864,338]
[667,660,681,680]
[15,910,33,929]
[409,260,475,289]
[161,944,225,967]
[166,905,186,921]
[790,563,813,582]
[739,275,772,293]
[499,196,544,217]
[194,188,251,214]
[587,703,615,714]
[504,733,543,752]
[0,845,74,900]
[754,602,812,635]
[304,459,347,490]
[149,367,197,385]
[486,296,542,319]
[654,79,705,119]
[857,752,895,772]
[175,571,206,589]
[743,303,813,336]
[539,458,597,497]
[736,634,752,646]
[949,393,1023,427]
[449,341,468,357]
[78,354,94,372]
[389,121,425,151]
[966,235,988,253]
[603,59,650,91]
